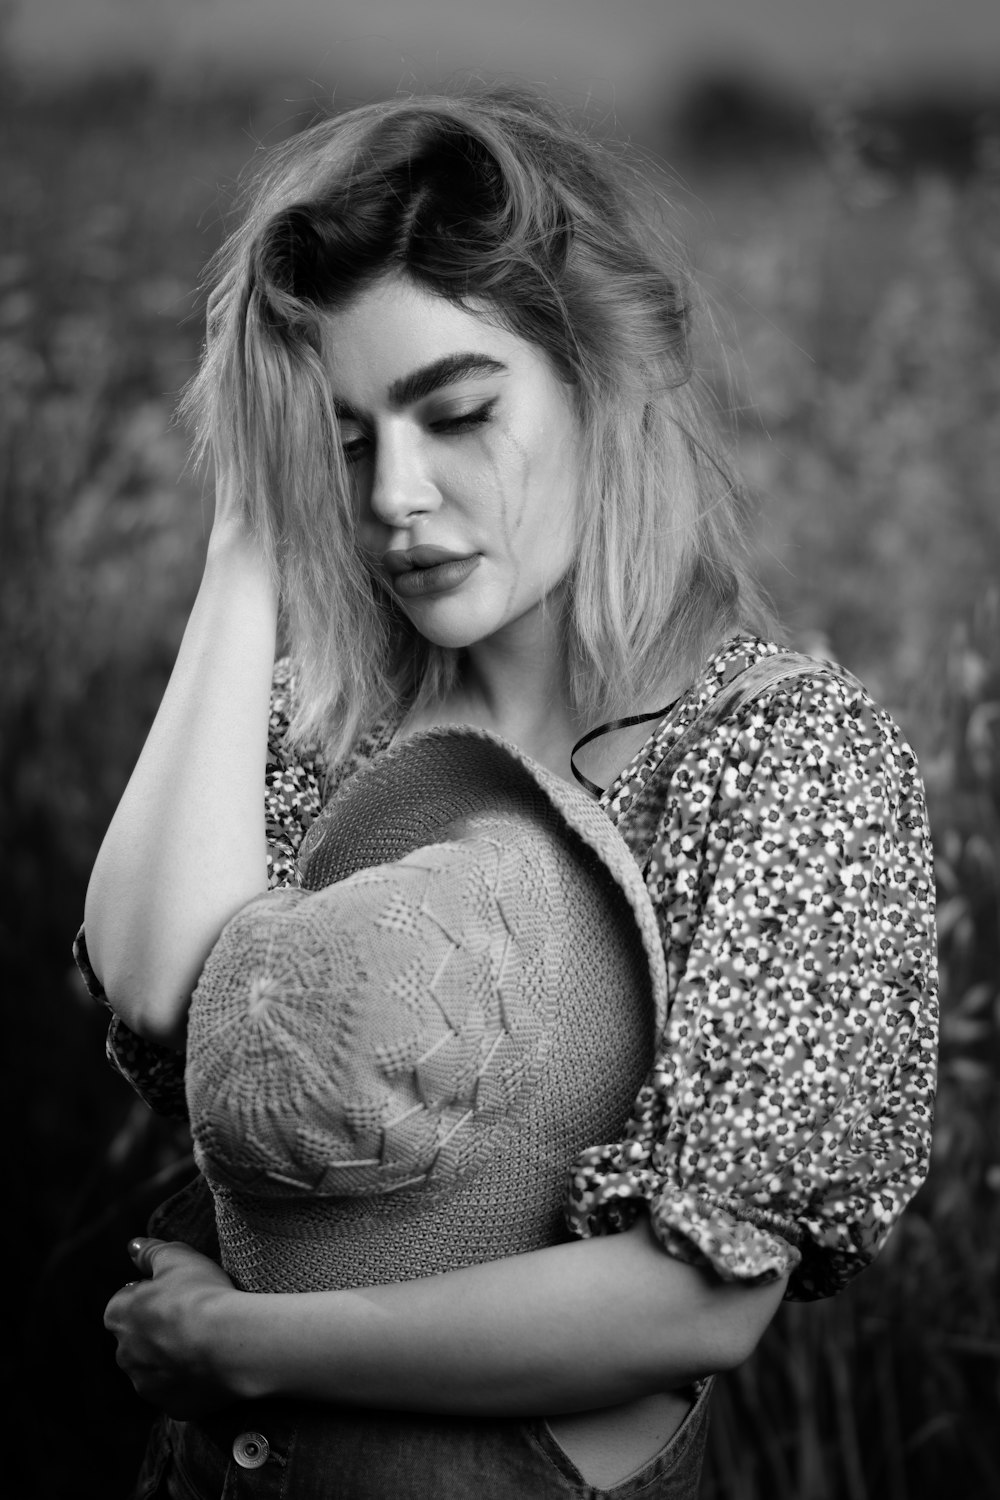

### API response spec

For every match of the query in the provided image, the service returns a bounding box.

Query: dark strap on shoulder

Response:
[615,650,827,866]
[655,651,823,784]
[571,703,678,797]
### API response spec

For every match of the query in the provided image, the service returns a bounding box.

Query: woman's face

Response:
[324,277,581,655]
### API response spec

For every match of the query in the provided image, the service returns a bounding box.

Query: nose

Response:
[366,425,441,530]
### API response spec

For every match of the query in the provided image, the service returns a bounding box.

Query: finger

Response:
[126,1236,167,1276]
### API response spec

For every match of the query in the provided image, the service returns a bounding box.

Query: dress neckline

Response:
[371,634,771,808]
[593,633,777,814]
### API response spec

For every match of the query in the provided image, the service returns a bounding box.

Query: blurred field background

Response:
[2,1,998,1495]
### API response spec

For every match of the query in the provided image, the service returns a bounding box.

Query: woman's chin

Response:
[409,620,494,651]
[399,597,499,652]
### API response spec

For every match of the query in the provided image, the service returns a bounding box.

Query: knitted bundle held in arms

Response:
[184,728,668,1293]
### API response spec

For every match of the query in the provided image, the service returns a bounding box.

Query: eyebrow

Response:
[334,353,508,421]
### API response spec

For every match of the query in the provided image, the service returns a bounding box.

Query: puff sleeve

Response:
[76,658,325,1118]
[567,667,938,1301]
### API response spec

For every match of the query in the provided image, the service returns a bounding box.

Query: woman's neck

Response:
[440,657,581,781]
[397,611,700,789]
[397,618,582,781]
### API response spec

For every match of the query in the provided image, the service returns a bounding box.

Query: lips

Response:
[382,546,474,576]
[381,546,480,600]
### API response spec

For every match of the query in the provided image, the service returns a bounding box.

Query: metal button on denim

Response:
[232,1431,270,1469]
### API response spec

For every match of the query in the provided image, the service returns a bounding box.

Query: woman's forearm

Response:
[208,1218,787,1414]
[84,522,278,1047]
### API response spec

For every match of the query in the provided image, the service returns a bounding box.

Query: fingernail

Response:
[127,1238,144,1258]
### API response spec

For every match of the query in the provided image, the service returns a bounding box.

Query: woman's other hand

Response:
[104,1238,241,1419]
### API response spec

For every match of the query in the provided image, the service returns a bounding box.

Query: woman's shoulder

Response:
[605,633,926,852]
[676,633,915,768]
[268,656,398,797]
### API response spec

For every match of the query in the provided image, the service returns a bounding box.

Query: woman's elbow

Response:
[82,902,188,1049]
[627,1238,787,1383]
[615,1212,788,1383]
[94,956,190,1050]
[683,1270,789,1376]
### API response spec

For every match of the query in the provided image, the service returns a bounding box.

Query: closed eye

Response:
[338,398,498,465]
[429,398,497,435]
[340,432,371,465]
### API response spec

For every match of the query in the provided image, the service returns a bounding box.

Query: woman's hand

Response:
[104,1238,242,1419]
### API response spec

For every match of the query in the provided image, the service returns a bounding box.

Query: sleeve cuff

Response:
[647,1187,803,1285]
[567,1159,802,1287]
[72,924,106,1006]
[105,1013,189,1121]
[73,925,189,1119]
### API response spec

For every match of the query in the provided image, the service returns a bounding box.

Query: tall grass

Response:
[2,73,997,1498]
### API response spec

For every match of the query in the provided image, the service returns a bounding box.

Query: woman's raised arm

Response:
[83,505,278,1048]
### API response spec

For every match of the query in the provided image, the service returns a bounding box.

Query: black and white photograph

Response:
[3,2,997,1496]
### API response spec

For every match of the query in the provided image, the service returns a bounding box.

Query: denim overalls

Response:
[134,1379,713,1499]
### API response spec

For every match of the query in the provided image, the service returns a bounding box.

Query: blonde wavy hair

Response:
[183,86,773,763]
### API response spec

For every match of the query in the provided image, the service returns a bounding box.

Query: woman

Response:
[85,87,938,1497]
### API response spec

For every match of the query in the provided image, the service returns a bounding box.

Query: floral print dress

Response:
[75,634,938,1301]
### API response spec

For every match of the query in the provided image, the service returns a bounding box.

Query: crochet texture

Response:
[185,732,662,1292]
